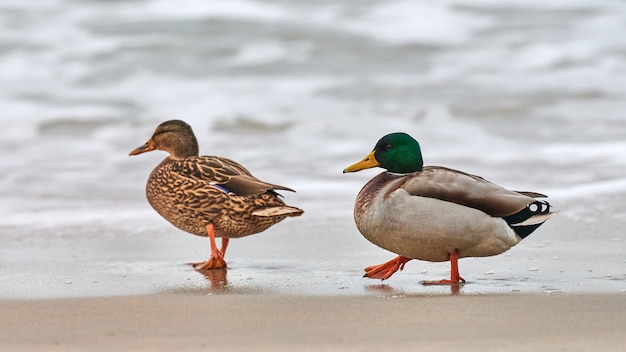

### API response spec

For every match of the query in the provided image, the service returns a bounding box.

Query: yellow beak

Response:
[343,150,379,173]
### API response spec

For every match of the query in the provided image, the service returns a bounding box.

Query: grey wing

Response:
[399,166,539,217]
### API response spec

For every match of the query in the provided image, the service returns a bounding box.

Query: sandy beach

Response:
[1,211,625,351]
[1,293,625,351]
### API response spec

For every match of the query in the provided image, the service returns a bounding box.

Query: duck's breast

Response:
[145,158,219,236]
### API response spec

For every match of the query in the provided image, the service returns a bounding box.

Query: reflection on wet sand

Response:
[196,268,228,292]
[365,283,463,296]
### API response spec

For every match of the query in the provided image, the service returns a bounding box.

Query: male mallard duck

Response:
[343,132,554,284]
[129,120,303,270]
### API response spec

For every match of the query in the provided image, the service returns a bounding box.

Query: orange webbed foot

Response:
[189,252,227,270]
[363,256,412,280]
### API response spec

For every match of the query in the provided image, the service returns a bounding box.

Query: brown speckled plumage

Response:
[130,120,303,269]
[146,155,302,239]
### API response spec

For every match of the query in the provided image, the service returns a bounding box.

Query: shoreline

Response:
[2,292,625,351]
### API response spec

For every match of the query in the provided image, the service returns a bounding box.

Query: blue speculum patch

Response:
[211,184,230,193]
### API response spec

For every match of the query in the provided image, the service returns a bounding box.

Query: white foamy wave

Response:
[120,0,287,21]
[338,1,491,45]
[230,40,313,66]
[452,0,605,9]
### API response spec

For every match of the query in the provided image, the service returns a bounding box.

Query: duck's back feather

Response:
[399,166,540,218]
[170,156,295,196]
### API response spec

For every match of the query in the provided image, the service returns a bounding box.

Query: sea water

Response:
[0,0,625,298]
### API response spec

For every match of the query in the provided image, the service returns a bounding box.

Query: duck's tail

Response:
[504,200,556,239]
[253,206,304,217]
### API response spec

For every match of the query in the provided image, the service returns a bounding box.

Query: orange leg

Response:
[363,256,412,280]
[422,251,466,285]
[189,224,228,270]
[220,238,229,258]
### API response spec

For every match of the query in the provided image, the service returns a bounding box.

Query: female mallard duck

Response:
[129,120,303,270]
[343,132,554,284]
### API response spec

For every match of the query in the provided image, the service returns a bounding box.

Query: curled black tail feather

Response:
[503,200,551,239]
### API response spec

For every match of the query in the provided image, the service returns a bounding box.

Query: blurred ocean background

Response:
[1,0,625,298]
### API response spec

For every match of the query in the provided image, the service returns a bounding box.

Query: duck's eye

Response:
[385,144,393,150]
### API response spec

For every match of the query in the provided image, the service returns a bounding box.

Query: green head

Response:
[343,132,423,174]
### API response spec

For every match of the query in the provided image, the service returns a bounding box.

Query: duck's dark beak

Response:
[129,139,156,156]
[343,150,379,173]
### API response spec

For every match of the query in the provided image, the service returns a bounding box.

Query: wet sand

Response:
[1,293,625,351]
[2,215,624,299]
[1,207,625,351]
